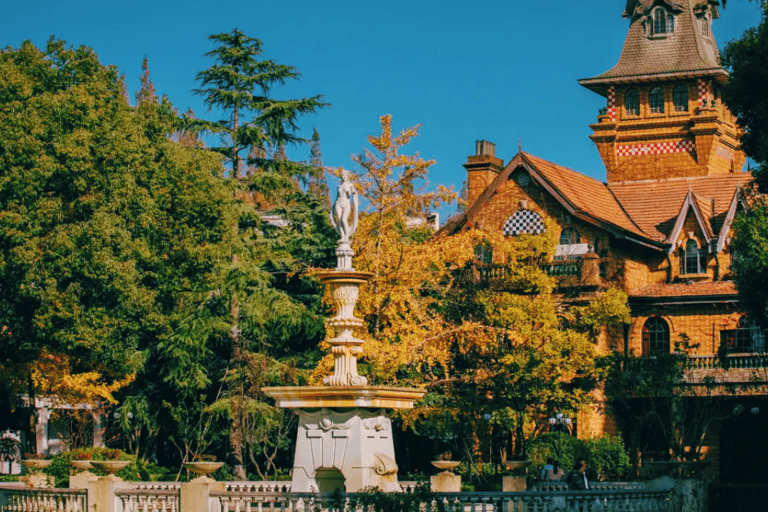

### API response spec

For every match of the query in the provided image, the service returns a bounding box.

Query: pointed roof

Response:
[665,190,714,253]
[439,151,751,253]
[580,0,726,96]
[715,188,747,253]
[607,173,751,244]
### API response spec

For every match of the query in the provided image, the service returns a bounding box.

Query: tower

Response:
[578,0,745,183]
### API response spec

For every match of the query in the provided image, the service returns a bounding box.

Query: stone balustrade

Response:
[685,353,768,370]
[0,486,87,511]
[115,488,179,512]
[0,481,675,512]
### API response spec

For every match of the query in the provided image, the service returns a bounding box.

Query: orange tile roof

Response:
[630,280,737,298]
[607,174,751,242]
[520,153,646,237]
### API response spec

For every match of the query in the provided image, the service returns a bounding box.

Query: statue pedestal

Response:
[264,386,424,492]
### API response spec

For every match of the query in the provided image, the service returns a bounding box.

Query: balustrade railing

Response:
[116,488,179,512]
[0,486,87,512]
[0,480,674,512]
[210,489,672,512]
[685,353,768,371]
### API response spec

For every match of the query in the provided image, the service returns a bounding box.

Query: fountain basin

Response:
[264,385,425,409]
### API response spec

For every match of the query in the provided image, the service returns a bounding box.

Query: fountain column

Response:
[263,171,424,492]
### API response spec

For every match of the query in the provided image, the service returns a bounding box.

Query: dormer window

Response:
[700,13,710,37]
[650,7,675,36]
[680,239,705,275]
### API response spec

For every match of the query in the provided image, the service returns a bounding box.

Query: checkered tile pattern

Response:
[616,140,696,157]
[503,209,546,236]
[715,146,735,160]
[608,86,616,122]
[697,78,710,107]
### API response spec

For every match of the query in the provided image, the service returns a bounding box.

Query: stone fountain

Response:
[264,171,425,493]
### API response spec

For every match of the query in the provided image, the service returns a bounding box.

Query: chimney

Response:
[463,140,504,206]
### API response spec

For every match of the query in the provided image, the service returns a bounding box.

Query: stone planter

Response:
[89,460,130,475]
[183,461,224,481]
[431,461,461,492]
[71,460,94,471]
[503,461,532,492]
[22,459,51,471]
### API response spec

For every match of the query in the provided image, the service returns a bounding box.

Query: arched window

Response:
[680,239,704,275]
[503,209,546,236]
[649,87,665,114]
[625,88,640,116]
[651,8,674,35]
[642,316,670,356]
[673,85,688,112]
[559,227,580,245]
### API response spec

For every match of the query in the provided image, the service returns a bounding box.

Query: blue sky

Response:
[2,1,762,221]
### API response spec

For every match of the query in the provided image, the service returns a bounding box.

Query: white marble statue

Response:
[331,170,358,242]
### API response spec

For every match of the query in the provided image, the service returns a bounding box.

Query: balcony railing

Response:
[685,353,768,371]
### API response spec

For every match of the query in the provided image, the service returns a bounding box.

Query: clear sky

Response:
[2,1,763,221]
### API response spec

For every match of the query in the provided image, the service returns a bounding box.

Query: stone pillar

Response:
[92,412,104,447]
[69,470,98,490]
[35,405,49,456]
[580,252,601,287]
[430,472,461,492]
[181,477,226,512]
[90,475,132,512]
[502,475,527,491]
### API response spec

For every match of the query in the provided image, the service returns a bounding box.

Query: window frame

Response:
[680,239,705,275]
[649,86,665,114]
[650,7,675,36]
[624,88,640,117]
[559,227,580,246]
[642,316,670,356]
[673,85,689,113]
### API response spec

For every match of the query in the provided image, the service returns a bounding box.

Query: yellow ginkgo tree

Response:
[321,114,627,472]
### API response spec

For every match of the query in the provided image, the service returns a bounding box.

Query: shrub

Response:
[583,435,631,481]
[527,432,589,480]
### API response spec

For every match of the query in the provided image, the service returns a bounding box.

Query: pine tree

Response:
[192,28,333,478]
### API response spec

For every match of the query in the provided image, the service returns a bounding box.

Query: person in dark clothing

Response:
[566,459,590,490]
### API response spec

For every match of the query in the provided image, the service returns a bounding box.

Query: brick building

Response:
[440,0,767,482]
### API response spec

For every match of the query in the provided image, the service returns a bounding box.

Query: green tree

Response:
[0,38,238,454]
[722,1,768,183]
[192,29,333,478]
[722,2,768,330]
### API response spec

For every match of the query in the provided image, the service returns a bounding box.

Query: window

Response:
[625,88,640,116]
[642,316,670,356]
[700,14,710,37]
[649,87,665,114]
[651,8,674,35]
[503,209,546,236]
[474,243,493,265]
[721,316,766,353]
[559,227,580,245]
[680,239,705,275]
[673,85,688,112]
